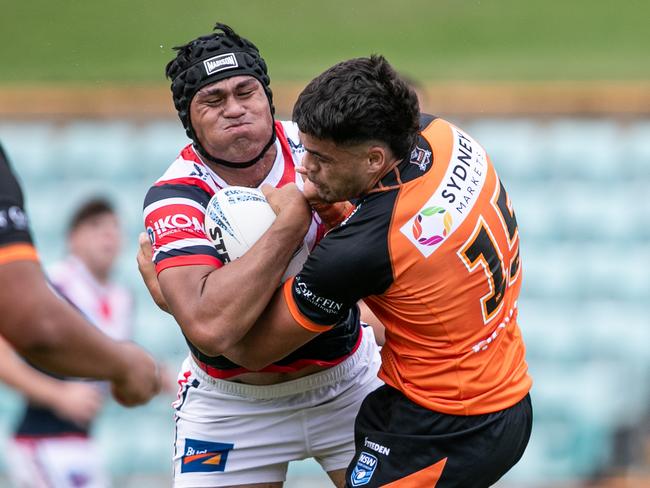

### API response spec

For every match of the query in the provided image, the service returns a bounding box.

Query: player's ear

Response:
[366,146,386,175]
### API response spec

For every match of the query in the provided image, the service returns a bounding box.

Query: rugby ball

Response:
[204,186,309,282]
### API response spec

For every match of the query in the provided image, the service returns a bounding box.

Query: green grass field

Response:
[1,0,649,84]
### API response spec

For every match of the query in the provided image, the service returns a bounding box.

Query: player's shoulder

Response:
[420,116,486,155]
[419,115,453,145]
[144,144,218,211]
[154,144,218,189]
[412,116,492,184]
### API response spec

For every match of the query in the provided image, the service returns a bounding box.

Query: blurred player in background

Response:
[139,22,381,487]
[1,198,131,487]
[0,141,159,397]
[0,143,160,482]
[205,55,534,487]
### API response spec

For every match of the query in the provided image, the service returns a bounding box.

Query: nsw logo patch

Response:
[181,438,234,473]
[350,452,378,486]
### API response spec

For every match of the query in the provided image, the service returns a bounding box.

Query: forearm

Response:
[222,286,319,370]
[12,298,129,381]
[0,337,70,407]
[0,261,129,381]
[164,213,309,356]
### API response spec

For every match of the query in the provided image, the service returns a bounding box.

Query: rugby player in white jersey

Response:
[3,198,133,487]
[139,23,381,488]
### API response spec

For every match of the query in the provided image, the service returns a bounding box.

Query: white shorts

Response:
[6,435,110,488]
[173,326,383,487]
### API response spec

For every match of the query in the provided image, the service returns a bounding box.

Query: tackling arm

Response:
[0,259,160,406]
[222,293,386,370]
[155,183,312,357]
[222,283,320,370]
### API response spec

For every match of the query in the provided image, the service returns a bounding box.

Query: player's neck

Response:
[71,255,111,285]
[207,144,278,189]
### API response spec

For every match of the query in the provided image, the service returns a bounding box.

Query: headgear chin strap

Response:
[166,23,276,168]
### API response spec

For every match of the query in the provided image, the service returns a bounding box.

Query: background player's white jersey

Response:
[48,255,132,342]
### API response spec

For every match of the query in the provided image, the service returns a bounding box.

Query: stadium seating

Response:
[0,117,648,487]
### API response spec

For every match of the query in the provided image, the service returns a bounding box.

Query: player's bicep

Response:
[0,259,59,348]
[157,264,216,327]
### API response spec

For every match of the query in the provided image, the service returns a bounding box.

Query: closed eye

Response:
[201,96,224,106]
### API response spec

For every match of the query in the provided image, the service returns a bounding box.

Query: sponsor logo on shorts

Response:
[180,438,234,473]
[350,452,378,487]
[364,437,391,456]
[203,53,238,76]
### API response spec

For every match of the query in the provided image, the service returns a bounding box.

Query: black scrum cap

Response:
[166,23,275,167]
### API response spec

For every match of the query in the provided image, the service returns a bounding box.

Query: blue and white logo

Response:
[180,438,234,473]
[350,452,378,487]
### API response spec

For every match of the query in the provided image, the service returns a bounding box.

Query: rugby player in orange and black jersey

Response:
[281,111,533,487]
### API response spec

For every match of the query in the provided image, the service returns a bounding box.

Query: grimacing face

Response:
[189,76,273,163]
[299,132,378,203]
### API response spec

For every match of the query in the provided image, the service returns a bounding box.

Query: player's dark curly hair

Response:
[292,55,420,160]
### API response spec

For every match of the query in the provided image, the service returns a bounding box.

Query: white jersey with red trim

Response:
[48,255,132,342]
[13,256,131,437]
[142,120,361,375]
[144,121,322,273]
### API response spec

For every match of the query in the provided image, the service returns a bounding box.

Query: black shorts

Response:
[345,385,532,488]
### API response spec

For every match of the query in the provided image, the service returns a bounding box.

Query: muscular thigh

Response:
[173,365,304,486]
[345,386,532,487]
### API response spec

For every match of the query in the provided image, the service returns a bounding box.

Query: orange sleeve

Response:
[0,243,39,266]
[282,277,335,333]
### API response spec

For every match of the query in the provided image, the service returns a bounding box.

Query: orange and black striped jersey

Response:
[0,144,38,266]
[284,116,532,416]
